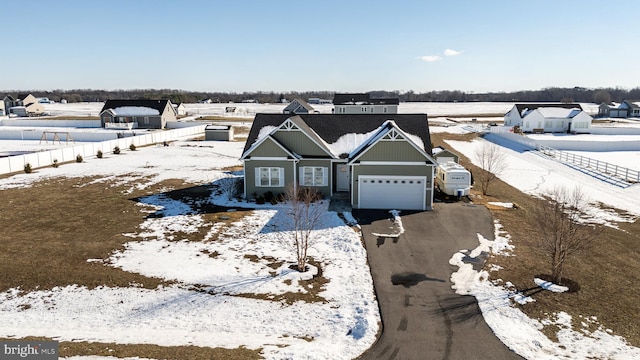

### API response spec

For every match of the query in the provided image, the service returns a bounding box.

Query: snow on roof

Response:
[327,129,379,156]
[111,106,160,116]
[535,107,582,118]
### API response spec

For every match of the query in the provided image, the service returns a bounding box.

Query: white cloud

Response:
[420,48,462,63]
[420,55,442,62]
[444,48,462,57]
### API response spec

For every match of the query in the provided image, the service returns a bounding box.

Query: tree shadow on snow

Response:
[130,180,251,219]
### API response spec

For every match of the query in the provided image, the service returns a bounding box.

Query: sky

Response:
[3,0,640,93]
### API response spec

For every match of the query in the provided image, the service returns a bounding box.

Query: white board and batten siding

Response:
[358,175,427,210]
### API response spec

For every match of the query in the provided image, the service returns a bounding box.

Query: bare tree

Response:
[282,186,325,272]
[474,142,507,195]
[530,187,601,284]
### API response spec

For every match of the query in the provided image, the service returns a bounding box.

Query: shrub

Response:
[76,154,83,163]
[129,143,136,151]
[113,146,121,155]
[264,191,274,203]
[96,150,103,158]
[218,177,242,200]
[24,163,32,173]
[255,195,266,204]
[52,159,59,168]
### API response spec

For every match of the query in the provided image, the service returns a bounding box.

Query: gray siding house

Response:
[241,113,436,211]
[100,99,176,129]
[283,99,315,114]
[333,93,399,114]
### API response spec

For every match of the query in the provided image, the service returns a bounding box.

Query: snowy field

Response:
[1,102,639,359]
[40,101,599,119]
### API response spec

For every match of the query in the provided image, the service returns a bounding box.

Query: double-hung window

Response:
[301,167,327,186]
[256,167,284,187]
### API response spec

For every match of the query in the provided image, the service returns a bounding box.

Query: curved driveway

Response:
[353,203,522,360]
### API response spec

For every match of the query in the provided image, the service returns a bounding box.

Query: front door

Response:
[336,164,350,191]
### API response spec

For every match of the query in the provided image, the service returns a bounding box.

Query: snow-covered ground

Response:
[447,135,640,225]
[1,102,639,359]
[0,139,379,360]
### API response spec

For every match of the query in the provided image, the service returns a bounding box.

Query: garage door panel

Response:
[359,176,425,210]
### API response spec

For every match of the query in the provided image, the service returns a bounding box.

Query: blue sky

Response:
[3,0,639,93]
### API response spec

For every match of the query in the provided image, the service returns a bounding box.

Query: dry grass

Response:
[432,131,640,347]
[0,176,267,359]
[234,257,329,305]
[1,337,262,360]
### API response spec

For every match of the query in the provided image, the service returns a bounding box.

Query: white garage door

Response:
[358,175,426,210]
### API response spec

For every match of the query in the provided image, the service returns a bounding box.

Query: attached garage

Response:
[358,175,427,210]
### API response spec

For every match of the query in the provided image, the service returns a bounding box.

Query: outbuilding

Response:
[205,124,234,141]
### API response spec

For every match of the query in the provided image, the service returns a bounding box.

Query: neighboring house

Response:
[432,146,460,164]
[283,99,315,114]
[241,113,436,211]
[173,102,187,116]
[597,103,618,118]
[3,94,45,116]
[100,99,176,129]
[597,101,640,118]
[333,93,399,114]
[619,100,640,117]
[504,103,591,133]
[307,97,332,104]
[0,101,4,116]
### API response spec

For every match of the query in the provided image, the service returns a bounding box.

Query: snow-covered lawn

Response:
[450,221,640,360]
[0,139,379,360]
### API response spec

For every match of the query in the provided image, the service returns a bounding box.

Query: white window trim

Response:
[255,167,284,187]
[299,166,328,186]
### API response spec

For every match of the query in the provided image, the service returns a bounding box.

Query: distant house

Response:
[600,100,640,118]
[333,93,399,114]
[241,113,436,211]
[100,99,176,129]
[307,97,332,104]
[283,99,315,114]
[3,93,45,116]
[173,102,187,116]
[504,103,592,133]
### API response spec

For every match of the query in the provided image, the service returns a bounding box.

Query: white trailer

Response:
[435,161,471,197]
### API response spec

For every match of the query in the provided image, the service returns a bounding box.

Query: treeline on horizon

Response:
[2,86,638,104]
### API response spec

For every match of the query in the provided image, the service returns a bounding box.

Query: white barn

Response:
[504,103,592,133]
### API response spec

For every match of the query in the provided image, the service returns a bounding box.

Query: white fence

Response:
[487,128,640,185]
[535,144,640,184]
[0,125,206,175]
[1,119,101,128]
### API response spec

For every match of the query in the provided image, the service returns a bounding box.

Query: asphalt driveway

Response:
[353,202,522,360]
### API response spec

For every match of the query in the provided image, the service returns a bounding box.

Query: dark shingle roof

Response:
[514,103,583,114]
[243,113,430,156]
[333,93,399,105]
[101,99,171,114]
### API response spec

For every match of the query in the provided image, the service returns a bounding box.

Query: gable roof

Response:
[100,99,172,115]
[348,120,432,163]
[514,103,583,117]
[621,100,640,109]
[243,113,431,158]
[283,98,315,113]
[333,93,400,105]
